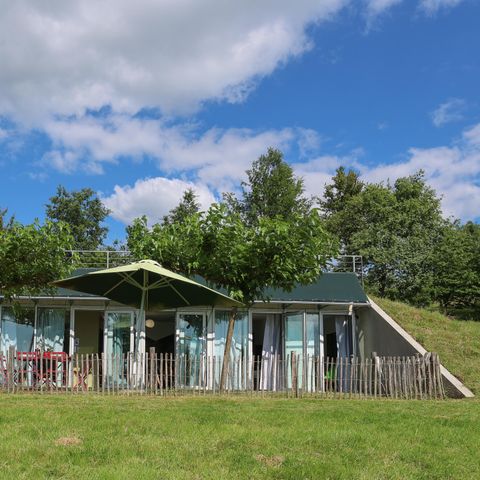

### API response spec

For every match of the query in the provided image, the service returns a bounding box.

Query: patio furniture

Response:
[40,352,69,388]
[16,351,40,388]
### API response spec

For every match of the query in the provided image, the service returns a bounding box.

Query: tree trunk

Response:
[219,307,237,392]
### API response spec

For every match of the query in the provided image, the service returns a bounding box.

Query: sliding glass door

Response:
[105,311,133,385]
[177,313,205,387]
[285,312,304,389]
[214,310,249,390]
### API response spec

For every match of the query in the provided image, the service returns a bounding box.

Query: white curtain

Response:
[335,316,350,358]
[214,311,248,390]
[260,314,281,391]
[37,308,67,352]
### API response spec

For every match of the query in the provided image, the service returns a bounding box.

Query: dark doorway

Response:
[145,312,175,354]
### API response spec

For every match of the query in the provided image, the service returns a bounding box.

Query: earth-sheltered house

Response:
[0,253,472,398]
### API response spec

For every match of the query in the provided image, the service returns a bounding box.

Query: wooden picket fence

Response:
[0,348,446,399]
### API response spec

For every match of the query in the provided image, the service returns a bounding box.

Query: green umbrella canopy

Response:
[52,260,243,310]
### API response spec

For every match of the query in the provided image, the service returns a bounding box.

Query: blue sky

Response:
[0,0,479,243]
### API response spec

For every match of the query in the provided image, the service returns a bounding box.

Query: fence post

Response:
[291,352,297,398]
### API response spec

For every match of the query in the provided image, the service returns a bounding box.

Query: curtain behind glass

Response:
[106,312,131,385]
[36,308,69,353]
[214,310,248,390]
[106,312,131,356]
[285,312,304,389]
[259,314,281,391]
[1,307,35,354]
[305,313,320,392]
[335,315,352,357]
[178,313,205,387]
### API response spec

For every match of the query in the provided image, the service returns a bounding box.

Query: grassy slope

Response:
[371,295,480,394]
[1,395,480,480]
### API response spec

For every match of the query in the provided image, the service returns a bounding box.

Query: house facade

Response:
[0,257,473,397]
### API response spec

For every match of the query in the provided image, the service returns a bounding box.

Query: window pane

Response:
[214,310,248,389]
[177,314,204,387]
[106,312,131,356]
[37,308,70,353]
[285,312,303,389]
[1,307,35,354]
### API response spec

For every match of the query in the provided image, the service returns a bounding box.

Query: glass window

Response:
[106,312,131,356]
[177,313,205,387]
[214,310,248,389]
[285,312,304,388]
[1,307,35,354]
[36,308,70,353]
[105,312,132,386]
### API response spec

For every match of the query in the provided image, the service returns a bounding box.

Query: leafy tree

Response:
[228,148,312,224]
[347,172,444,305]
[46,186,110,250]
[128,149,337,389]
[0,219,74,299]
[432,222,480,317]
[163,189,200,225]
[319,167,364,253]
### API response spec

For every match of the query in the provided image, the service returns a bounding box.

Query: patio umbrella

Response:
[52,259,242,351]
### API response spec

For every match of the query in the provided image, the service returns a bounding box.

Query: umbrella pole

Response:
[134,273,147,388]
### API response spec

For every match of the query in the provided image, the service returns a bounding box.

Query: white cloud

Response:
[50,114,480,223]
[365,0,403,18]
[41,113,298,190]
[292,124,480,221]
[102,177,216,225]
[419,0,465,15]
[0,0,346,124]
[431,98,466,127]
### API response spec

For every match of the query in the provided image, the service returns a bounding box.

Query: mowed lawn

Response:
[0,395,479,480]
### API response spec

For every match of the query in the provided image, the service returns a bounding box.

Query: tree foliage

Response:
[227,148,312,224]
[162,189,200,226]
[0,218,74,299]
[127,150,337,304]
[432,222,480,316]
[46,185,110,250]
[321,168,480,316]
[319,167,364,253]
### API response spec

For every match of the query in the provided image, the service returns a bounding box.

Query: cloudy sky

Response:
[0,0,479,241]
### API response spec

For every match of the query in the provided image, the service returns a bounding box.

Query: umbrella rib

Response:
[164,278,191,306]
[103,276,130,297]
[120,272,144,290]
[147,278,170,290]
[102,272,144,297]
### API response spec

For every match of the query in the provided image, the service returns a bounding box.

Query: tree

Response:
[230,148,312,224]
[163,189,200,225]
[319,167,364,253]
[0,218,74,299]
[432,222,480,317]
[347,172,444,305]
[128,149,338,390]
[46,186,110,250]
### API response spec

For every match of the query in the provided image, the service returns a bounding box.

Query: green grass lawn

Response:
[1,395,479,480]
[371,296,480,395]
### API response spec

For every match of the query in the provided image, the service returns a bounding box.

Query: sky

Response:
[0,0,479,243]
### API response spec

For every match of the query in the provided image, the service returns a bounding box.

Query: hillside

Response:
[371,295,480,395]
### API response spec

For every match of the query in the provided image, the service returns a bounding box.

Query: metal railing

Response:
[65,250,135,269]
[65,250,364,280]
[327,255,364,283]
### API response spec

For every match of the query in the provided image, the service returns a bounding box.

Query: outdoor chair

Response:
[40,352,69,389]
[16,352,41,388]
